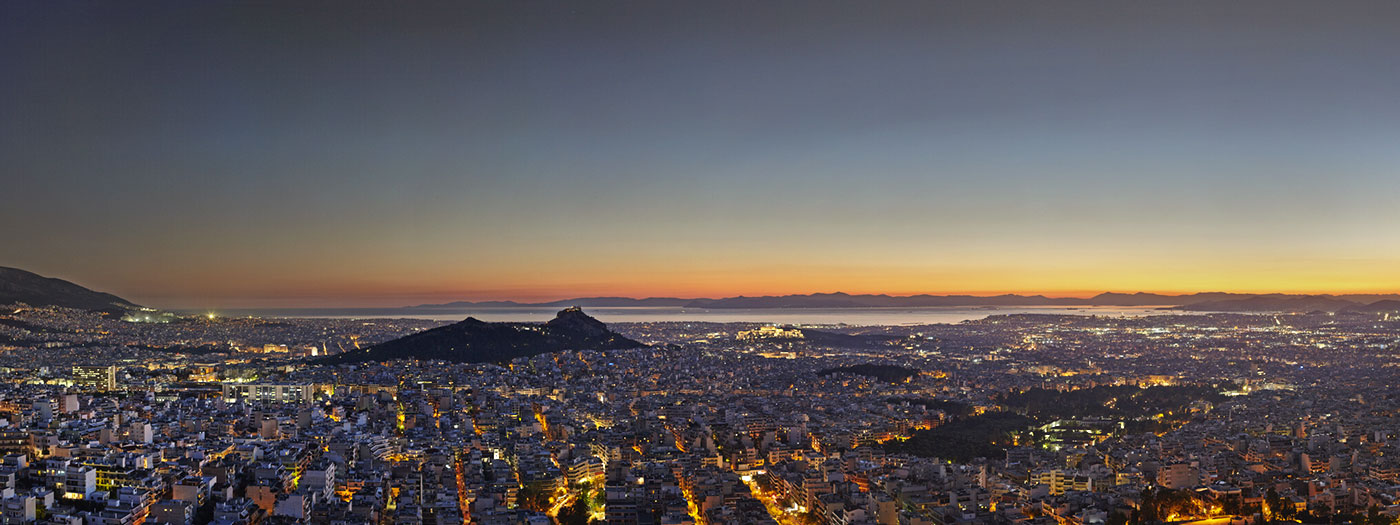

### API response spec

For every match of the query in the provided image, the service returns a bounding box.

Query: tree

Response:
[557,497,590,525]
[1223,496,1242,516]
[1310,503,1331,522]
[1140,488,1160,523]
[1364,505,1396,525]
[1266,488,1283,521]
[517,483,553,512]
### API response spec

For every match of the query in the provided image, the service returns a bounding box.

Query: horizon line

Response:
[152,288,1400,311]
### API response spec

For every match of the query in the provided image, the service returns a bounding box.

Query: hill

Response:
[0,266,140,313]
[1173,294,1363,313]
[1085,292,1247,306]
[882,412,1036,462]
[316,307,643,364]
[1349,299,1400,314]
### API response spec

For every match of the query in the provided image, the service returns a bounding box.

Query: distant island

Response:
[315,307,643,365]
[1171,294,1366,313]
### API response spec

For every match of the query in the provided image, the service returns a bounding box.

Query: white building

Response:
[222,383,314,403]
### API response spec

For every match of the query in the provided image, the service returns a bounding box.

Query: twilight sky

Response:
[4,1,1400,308]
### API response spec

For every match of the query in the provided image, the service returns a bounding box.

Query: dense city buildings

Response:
[1,302,1399,525]
[10,1,1400,524]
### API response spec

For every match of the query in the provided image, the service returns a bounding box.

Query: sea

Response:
[207,305,1187,326]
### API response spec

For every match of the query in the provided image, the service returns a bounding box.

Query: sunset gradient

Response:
[5,1,1400,308]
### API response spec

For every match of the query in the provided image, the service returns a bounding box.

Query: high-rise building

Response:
[72,366,118,391]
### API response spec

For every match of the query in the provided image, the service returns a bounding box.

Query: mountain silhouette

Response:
[316,307,642,364]
[0,266,140,314]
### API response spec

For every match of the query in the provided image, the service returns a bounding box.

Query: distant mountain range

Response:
[409,291,1400,313]
[4,264,1400,316]
[315,307,643,364]
[1171,294,1400,313]
[0,266,140,314]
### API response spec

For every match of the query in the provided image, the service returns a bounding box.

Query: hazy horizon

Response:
[13,263,1396,311]
[153,289,1400,311]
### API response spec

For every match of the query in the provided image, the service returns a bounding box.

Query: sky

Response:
[4,1,1400,308]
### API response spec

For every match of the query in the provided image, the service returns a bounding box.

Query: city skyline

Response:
[4,5,1400,524]
[7,1,1400,308]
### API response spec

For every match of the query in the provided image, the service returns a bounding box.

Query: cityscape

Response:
[6,2,1400,525]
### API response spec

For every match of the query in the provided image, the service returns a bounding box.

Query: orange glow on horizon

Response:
[122,260,1400,309]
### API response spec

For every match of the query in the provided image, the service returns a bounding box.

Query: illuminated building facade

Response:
[72,366,118,392]
[222,383,314,404]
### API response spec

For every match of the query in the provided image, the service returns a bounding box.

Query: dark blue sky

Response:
[4,1,1400,307]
